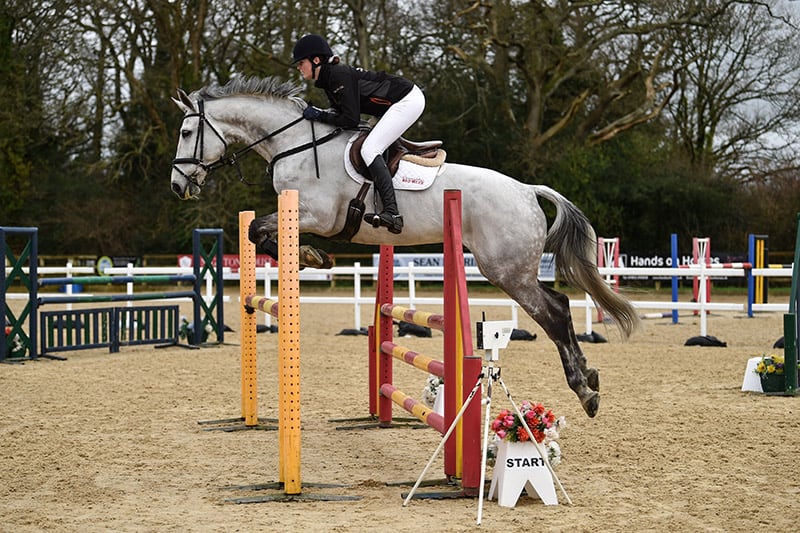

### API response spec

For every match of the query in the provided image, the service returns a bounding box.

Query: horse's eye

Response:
[181,129,192,138]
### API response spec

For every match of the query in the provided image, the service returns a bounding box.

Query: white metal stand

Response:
[403,320,571,525]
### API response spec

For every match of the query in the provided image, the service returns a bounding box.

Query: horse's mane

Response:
[193,76,305,108]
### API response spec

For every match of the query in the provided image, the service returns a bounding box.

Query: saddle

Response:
[331,132,445,243]
[349,131,444,178]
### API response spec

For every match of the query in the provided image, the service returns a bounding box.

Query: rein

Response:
[172,99,343,188]
[267,126,343,181]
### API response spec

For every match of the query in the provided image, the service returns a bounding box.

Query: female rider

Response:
[292,34,426,234]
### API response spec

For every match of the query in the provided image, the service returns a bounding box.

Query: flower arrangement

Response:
[4,326,25,358]
[754,353,787,376]
[490,400,566,466]
[178,316,213,345]
[421,374,443,408]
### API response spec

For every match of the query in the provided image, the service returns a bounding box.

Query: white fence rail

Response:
[10,261,794,337]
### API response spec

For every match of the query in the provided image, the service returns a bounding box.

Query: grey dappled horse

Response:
[170,76,640,417]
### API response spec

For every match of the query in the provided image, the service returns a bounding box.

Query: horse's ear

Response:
[172,89,196,113]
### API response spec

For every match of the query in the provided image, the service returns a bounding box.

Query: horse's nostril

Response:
[171,182,184,196]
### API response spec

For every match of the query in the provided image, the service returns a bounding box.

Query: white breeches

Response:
[360,85,426,166]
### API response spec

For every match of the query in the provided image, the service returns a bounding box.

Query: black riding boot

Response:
[364,157,403,234]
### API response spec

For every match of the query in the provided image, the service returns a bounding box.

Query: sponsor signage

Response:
[618,252,747,280]
[375,253,556,282]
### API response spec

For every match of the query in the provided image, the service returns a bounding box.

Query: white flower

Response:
[547,441,561,467]
[421,387,436,407]
[421,374,443,408]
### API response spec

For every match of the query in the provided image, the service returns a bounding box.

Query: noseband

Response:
[171,100,231,187]
[172,98,343,190]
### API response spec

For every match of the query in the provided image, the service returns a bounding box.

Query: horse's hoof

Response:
[318,250,333,269]
[581,392,600,418]
[299,245,324,268]
[585,367,600,392]
[299,245,333,269]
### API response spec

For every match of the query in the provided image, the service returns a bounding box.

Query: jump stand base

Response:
[222,481,362,503]
[331,415,425,431]
[197,417,278,432]
[390,477,483,500]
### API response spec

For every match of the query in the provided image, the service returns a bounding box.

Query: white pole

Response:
[126,263,134,309]
[66,261,74,311]
[262,266,273,328]
[585,293,592,334]
[408,261,416,308]
[699,262,708,336]
[353,262,361,330]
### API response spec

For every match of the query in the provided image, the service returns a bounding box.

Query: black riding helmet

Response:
[292,34,333,64]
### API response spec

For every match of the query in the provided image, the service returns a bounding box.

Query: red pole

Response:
[376,245,394,427]
[443,190,480,489]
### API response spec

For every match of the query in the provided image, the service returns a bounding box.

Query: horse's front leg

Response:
[248,212,333,269]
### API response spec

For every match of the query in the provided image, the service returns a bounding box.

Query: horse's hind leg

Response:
[534,282,600,416]
[501,277,600,417]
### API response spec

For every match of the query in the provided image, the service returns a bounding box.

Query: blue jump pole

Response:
[38,291,198,306]
[671,233,679,324]
[39,274,196,286]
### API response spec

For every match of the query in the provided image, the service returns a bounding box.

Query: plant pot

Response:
[4,331,26,359]
[760,372,785,393]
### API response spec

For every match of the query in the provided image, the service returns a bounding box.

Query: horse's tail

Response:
[533,185,641,339]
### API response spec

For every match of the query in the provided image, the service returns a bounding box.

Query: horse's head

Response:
[170,89,228,199]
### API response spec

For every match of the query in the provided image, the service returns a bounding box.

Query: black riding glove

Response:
[303,106,323,121]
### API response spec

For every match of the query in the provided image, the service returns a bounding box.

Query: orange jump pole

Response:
[226,192,359,503]
[239,210,259,427]
[277,189,301,495]
[197,214,275,432]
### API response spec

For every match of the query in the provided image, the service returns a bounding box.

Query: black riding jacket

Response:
[313,62,414,128]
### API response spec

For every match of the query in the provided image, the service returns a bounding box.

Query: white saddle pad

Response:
[343,133,446,191]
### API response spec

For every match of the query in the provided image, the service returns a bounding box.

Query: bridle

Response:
[171,98,343,190]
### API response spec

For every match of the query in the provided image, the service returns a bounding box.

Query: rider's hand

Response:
[303,106,323,121]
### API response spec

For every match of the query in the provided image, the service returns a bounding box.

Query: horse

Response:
[169,76,640,418]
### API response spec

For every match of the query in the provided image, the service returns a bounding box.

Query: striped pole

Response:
[380,384,445,433]
[380,304,445,331]
[244,295,280,318]
[381,341,444,377]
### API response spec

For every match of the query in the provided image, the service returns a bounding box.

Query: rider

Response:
[292,33,425,234]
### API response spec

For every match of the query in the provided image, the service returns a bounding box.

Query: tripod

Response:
[403,320,571,525]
